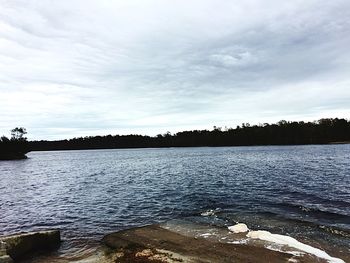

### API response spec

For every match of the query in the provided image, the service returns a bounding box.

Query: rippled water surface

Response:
[1,145,349,257]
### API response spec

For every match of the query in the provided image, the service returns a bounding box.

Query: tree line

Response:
[30,118,350,151]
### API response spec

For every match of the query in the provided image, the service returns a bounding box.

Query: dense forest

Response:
[30,118,350,151]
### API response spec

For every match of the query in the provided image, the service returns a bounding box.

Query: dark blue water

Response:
[0,145,349,256]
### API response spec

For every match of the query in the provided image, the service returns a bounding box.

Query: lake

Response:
[0,145,349,259]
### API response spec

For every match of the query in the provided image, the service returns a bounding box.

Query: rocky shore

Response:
[1,225,348,263]
[102,225,292,262]
[101,224,348,263]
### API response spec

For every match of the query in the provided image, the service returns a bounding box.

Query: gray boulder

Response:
[0,230,60,261]
[0,255,13,263]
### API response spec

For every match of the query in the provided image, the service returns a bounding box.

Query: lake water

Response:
[0,145,349,260]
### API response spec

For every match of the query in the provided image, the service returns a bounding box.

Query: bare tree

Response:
[11,127,27,141]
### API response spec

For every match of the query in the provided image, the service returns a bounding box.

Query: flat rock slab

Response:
[0,255,14,263]
[0,230,60,261]
[102,225,310,263]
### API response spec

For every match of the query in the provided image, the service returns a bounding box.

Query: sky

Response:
[0,0,349,140]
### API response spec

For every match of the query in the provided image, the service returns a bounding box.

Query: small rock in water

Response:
[201,210,216,216]
[228,223,249,233]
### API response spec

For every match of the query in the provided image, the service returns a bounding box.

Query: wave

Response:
[275,202,350,223]
[274,189,350,210]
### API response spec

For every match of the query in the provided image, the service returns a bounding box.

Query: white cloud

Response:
[210,51,257,67]
[0,0,349,139]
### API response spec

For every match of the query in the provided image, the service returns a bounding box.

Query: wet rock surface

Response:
[0,230,60,261]
[102,225,296,263]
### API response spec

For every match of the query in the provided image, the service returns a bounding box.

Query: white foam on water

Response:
[247,230,345,263]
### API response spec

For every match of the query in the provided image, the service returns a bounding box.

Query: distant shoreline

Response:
[0,152,28,160]
[329,141,350,144]
[27,141,350,152]
[28,118,350,152]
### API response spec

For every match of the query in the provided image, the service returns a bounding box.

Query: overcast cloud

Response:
[0,0,349,139]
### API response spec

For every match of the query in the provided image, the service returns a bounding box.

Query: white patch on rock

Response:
[228,223,249,233]
[247,230,345,263]
[199,233,212,238]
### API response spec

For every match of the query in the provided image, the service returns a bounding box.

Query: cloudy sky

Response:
[0,0,349,140]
